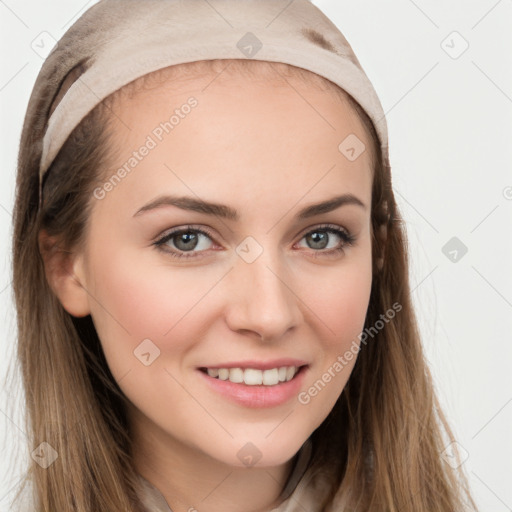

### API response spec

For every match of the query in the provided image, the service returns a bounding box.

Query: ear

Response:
[38,229,91,317]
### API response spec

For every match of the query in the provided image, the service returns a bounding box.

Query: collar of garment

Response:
[136,439,335,511]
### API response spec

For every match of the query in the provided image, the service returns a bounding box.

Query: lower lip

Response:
[197,366,308,408]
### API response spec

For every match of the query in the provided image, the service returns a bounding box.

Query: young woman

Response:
[10,0,478,510]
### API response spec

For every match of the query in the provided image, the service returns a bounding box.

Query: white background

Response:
[1,1,511,510]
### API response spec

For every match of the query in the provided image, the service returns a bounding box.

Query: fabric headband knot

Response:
[37,0,389,208]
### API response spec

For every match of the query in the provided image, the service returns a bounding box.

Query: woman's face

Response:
[72,67,374,469]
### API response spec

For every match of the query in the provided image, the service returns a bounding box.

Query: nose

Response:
[224,247,304,342]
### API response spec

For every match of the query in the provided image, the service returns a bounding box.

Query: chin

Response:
[207,433,309,469]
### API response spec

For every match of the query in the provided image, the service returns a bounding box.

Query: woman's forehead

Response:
[108,70,371,161]
[103,76,373,206]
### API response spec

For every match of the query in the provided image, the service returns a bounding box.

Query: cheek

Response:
[305,251,373,346]
[293,254,372,425]
[301,250,372,379]
[84,244,217,377]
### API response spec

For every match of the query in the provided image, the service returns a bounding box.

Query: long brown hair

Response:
[10,58,478,511]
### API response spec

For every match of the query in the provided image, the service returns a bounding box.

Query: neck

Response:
[131,414,298,512]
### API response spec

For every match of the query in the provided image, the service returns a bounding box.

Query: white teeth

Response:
[205,366,300,386]
[229,367,244,383]
[218,368,229,380]
[262,368,279,386]
[244,368,263,385]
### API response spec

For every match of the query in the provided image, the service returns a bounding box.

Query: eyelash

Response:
[153,223,356,260]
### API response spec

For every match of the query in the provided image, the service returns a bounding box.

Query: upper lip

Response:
[198,358,309,371]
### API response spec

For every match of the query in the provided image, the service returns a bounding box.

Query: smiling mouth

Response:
[199,365,305,386]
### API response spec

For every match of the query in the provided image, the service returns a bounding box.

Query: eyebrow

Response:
[133,193,366,220]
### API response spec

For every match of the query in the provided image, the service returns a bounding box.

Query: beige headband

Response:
[38,0,389,205]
